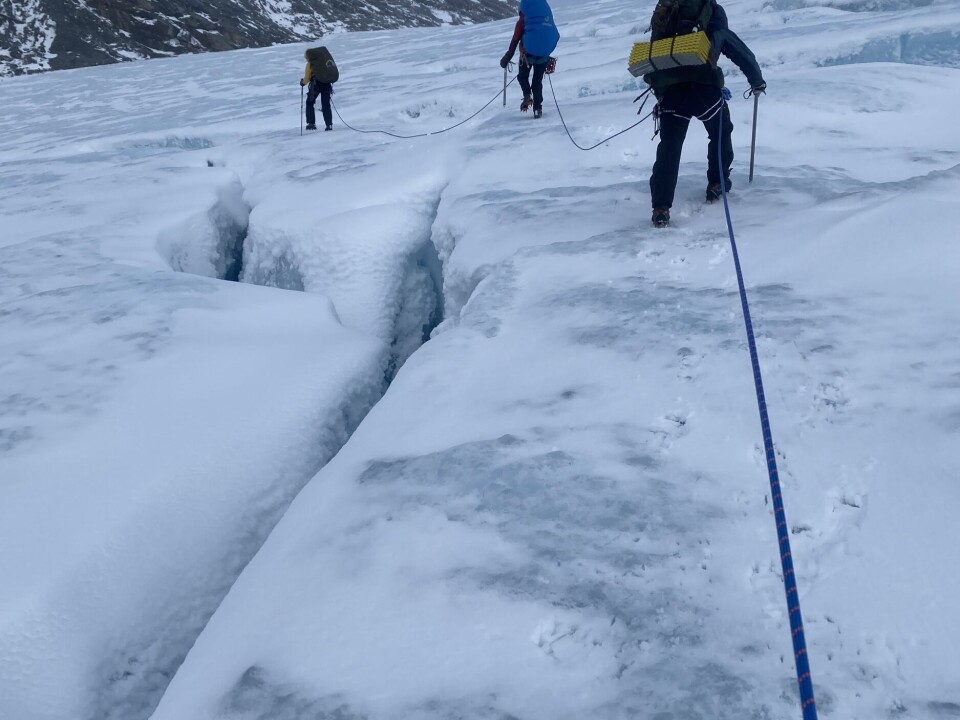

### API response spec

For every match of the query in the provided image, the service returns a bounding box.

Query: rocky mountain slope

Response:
[0,0,516,75]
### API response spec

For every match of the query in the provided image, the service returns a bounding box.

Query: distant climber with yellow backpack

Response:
[639,0,766,227]
[300,46,339,131]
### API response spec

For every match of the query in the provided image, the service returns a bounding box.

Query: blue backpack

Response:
[519,0,560,60]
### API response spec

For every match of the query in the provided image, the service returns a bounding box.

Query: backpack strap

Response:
[696,0,714,32]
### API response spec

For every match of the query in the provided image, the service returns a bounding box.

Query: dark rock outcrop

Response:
[0,0,516,75]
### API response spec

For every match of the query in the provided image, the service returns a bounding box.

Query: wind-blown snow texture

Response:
[1,1,959,719]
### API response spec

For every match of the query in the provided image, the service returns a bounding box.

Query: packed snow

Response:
[1,0,959,719]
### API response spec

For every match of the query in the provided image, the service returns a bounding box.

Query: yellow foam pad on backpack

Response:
[628,31,711,77]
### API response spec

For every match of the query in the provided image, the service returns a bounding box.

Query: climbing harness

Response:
[658,92,725,125]
[648,87,726,141]
[714,103,819,720]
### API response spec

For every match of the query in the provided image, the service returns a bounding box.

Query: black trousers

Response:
[649,83,734,209]
[306,80,333,128]
[518,60,547,110]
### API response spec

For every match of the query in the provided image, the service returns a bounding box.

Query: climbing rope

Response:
[715,101,819,720]
[332,77,518,140]
[331,73,651,150]
[547,73,653,151]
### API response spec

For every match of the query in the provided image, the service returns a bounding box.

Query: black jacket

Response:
[645,2,764,92]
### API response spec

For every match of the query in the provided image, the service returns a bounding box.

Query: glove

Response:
[299,79,305,87]
[500,54,512,69]
[750,81,767,96]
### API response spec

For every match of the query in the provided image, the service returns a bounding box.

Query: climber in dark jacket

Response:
[646,1,766,227]
[300,50,333,131]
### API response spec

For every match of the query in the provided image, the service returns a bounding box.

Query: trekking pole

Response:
[503,67,507,107]
[748,92,759,183]
[300,84,304,136]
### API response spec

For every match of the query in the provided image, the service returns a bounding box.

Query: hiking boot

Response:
[305,123,317,131]
[706,178,732,203]
[533,107,543,119]
[325,125,333,131]
[652,207,670,228]
[520,95,533,112]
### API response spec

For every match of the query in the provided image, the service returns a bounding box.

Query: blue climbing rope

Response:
[716,98,818,720]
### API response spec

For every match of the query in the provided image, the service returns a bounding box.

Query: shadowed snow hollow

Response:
[238,152,448,377]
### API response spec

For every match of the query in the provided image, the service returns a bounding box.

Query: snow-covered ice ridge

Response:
[1,0,959,719]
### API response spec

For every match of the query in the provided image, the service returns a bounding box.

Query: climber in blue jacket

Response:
[500,0,560,119]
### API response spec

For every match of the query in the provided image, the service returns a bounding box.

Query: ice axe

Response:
[502,60,515,108]
[748,90,761,183]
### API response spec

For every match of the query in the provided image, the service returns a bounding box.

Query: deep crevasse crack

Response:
[101,173,452,720]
